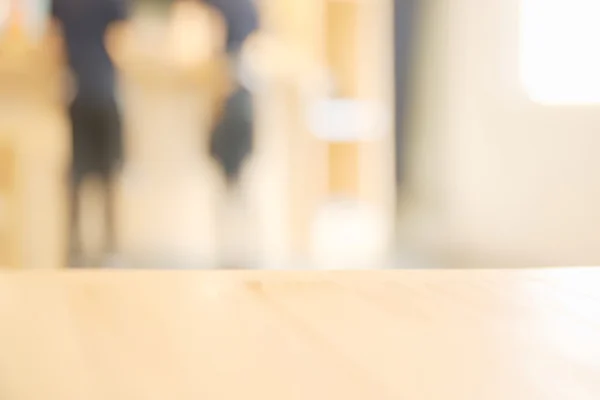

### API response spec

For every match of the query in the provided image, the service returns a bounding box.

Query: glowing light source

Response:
[520,0,600,104]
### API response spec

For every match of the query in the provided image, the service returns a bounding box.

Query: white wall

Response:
[403,0,600,267]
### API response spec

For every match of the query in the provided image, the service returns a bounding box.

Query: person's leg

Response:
[210,86,254,184]
[101,174,118,257]
[210,50,255,185]
[68,100,89,267]
[68,177,84,267]
[208,50,256,268]
[99,98,124,260]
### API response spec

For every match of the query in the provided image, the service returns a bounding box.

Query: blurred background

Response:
[0,0,597,270]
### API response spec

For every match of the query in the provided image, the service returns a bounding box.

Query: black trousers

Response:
[69,97,123,183]
[68,97,123,261]
[209,86,254,185]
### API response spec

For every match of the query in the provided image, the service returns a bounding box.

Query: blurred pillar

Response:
[240,0,329,268]
[0,25,69,268]
[250,0,396,268]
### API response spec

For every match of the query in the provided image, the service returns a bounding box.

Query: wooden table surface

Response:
[0,268,599,399]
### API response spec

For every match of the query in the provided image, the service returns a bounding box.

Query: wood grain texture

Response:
[0,268,599,399]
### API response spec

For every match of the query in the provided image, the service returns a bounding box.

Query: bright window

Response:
[520,0,600,104]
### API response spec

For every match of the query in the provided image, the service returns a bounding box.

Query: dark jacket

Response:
[52,0,128,103]
[203,0,259,52]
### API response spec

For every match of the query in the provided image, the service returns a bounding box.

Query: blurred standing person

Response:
[200,0,259,268]
[203,0,258,186]
[51,0,128,267]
